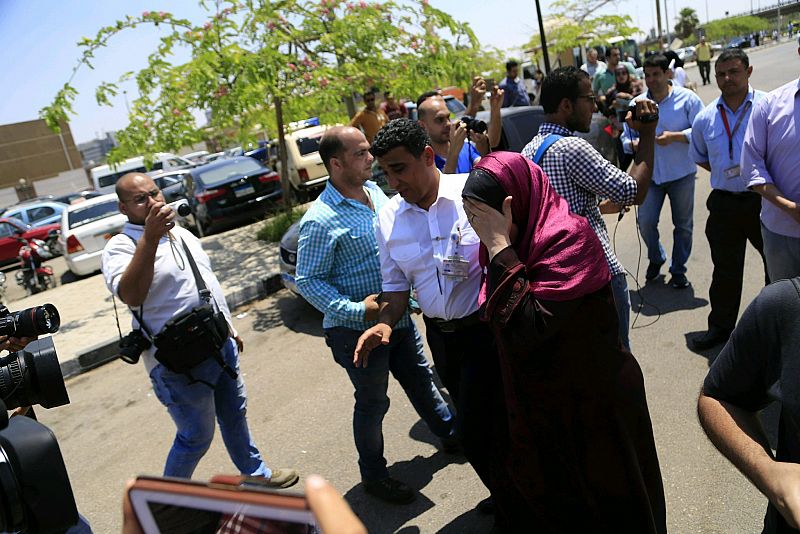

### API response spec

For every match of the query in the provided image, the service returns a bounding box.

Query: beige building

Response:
[0,119,82,189]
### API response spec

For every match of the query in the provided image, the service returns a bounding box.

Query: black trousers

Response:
[705,189,769,332]
[423,316,500,494]
[697,61,711,84]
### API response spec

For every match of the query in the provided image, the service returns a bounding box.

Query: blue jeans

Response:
[761,223,800,282]
[610,272,631,351]
[325,325,455,482]
[637,173,695,276]
[149,338,270,479]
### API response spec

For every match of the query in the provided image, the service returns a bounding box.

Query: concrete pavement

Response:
[14,220,285,378]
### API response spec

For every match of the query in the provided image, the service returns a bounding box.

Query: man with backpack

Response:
[521,66,658,350]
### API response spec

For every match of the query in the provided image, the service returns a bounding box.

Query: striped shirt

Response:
[522,122,637,277]
[296,180,410,330]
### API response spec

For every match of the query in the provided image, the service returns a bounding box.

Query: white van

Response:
[90,153,194,193]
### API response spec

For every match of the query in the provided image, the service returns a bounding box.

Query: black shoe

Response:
[669,273,691,289]
[691,329,731,350]
[363,477,416,504]
[646,261,664,281]
[476,496,495,515]
[440,436,461,454]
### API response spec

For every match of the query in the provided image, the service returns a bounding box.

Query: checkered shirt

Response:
[295,180,411,330]
[521,122,637,277]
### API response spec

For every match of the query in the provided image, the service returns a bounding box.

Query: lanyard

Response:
[717,99,752,160]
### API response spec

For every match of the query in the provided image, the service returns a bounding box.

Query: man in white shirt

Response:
[102,173,297,486]
[580,48,607,80]
[354,119,500,517]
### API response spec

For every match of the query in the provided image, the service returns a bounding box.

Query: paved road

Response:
[32,41,800,533]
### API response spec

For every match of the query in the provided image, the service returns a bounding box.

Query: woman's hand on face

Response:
[463,196,513,260]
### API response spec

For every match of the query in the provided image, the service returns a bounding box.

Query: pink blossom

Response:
[346,2,354,9]
[142,11,150,17]
[303,72,312,81]
[158,11,167,17]
[302,57,312,66]
[310,61,318,69]
[267,21,276,30]
[422,0,429,5]
[204,22,212,30]
[287,63,297,71]
[410,42,419,50]
[319,77,329,87]
[143,122,151,129]
[359,1,367,8]
[172,108,182,116]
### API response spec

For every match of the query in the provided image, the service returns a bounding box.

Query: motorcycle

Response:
[15,232,56,296]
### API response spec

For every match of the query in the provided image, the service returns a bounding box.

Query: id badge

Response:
[723,165,741,179]
[442,255,470,281]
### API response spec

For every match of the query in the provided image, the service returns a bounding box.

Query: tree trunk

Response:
[274,96,294,206]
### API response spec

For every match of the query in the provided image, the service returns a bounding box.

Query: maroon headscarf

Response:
[464,152,610,303]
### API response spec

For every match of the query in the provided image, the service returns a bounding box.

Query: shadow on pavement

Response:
[250,293,322,336]
[60,269,96,285]
[438,509,494,533]
[343,451,479,533]
[629,277,709,318]
[683,330,725,365]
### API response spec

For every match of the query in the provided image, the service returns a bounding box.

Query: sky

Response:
[0,0,757,144]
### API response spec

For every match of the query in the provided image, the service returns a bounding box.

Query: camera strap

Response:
[180,238,214,307]
[532,134,563,165]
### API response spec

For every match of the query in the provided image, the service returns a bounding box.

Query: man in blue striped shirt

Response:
[295,126,455,505]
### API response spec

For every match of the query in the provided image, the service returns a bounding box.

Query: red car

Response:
[0,217,60,266]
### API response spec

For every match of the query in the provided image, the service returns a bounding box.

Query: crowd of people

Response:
[101,38,800,532]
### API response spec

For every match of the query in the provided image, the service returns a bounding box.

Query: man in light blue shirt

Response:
[629,54,704,288]
[689,48,768,350]
[295,126,455,505]
[741,37,800,282]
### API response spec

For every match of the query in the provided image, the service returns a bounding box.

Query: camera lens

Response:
[0,337,69,410]
[176,202,192,217]
[0,305,60,338]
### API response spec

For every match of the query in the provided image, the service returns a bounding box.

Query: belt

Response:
[426,311,481,333]
[714,189,759,198]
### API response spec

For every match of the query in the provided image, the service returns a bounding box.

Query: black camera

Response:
[460,115,487,134]
[118,329,152,365]
[0,329,79,533]
[0,304,60,338]
[628,102,659,123]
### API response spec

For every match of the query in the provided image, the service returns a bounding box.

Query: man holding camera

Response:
[101,173,297,486]
[521,66,657,350]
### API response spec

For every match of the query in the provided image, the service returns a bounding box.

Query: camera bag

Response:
[113,233,236,383]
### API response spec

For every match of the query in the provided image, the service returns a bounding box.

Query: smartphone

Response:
[128,475,317,534]
[485,78,496,94]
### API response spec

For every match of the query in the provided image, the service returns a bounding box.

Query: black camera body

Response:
[118,329,152,365]
[460,115,488,134]
[0,304,60,339]
[628,102,659,123]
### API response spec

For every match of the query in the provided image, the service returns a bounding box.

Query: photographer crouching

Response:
[101,173,298,487]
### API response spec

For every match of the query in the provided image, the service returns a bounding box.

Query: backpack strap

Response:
[532,133,563,165]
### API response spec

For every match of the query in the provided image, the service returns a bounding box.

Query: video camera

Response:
[0,304,80,533]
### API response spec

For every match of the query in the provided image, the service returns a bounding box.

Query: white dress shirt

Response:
[376,172,481,320]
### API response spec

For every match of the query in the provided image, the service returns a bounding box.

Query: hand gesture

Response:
[490,85,504,111]
[363,294,380,321]
[143,202,176,242]
[463,196,513,260]
[353,323,392,368]
[449,120,468,154]
[470,130,490,156]
[470,76,487,105]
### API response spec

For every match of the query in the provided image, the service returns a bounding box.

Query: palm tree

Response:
[675,8,700,39]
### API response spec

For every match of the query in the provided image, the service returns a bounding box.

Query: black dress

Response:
[484,247,667,533]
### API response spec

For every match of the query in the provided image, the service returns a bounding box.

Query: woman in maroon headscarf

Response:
[462,152,666,533]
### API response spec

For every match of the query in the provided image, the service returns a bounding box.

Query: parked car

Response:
[52,190,104,205]
[0,217,61,267]
[675,46,696,63]
[150,170,191,202]
[183,150,210,163]
[89,152,195,194]
[59,194,127,276]
[726,36,750,49]
[184,156,282,236]
[273,117,335,201]
[2,200,67,229]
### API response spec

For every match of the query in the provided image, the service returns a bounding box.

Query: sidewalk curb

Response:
[60,273,284,379]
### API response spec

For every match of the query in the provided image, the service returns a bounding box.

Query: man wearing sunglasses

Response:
[101,172,298,487]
